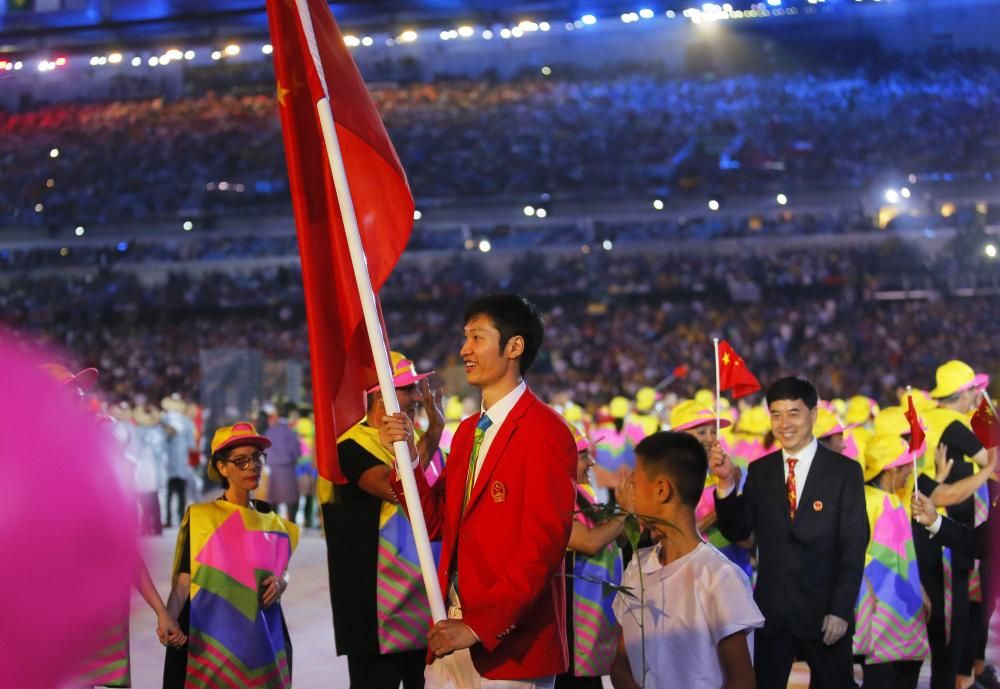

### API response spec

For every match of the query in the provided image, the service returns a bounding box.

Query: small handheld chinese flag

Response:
[905,396,926,454]
[971,397,1000,450]
[717,340,762,399]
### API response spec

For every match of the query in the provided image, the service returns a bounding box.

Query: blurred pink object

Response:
[0,336,138,689]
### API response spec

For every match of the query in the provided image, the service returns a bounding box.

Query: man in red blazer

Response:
[382,294,578,687]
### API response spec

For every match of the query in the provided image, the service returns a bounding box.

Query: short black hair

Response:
[463,294,544,374]
[634,431,708,508]
[766,376,819,410]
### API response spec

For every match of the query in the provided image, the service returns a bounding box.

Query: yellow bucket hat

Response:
[845,395,878,427]
[694,389,715,406]
[670,400,732,432]
[736,405,770,436]
[635,387,659,413]
[813,406,845,439]
[930,360,988,399]
[873,406,911,437]
[609,396,630,419]
[563,401,584,424]
[899,388,936,414]
[863,434,912,483]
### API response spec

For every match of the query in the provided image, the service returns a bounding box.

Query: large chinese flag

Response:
[266,0,413,483]
[972,397,1000,450]
[717,340,762,399]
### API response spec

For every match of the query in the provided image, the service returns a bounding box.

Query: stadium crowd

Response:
[4,64,1000,229]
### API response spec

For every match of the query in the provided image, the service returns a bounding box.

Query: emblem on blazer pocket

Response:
[491,481,507,503]
[813,500,824,512]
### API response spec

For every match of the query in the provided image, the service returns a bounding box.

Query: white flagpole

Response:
[906,385,918,495]
[713,338,722,437]
[292,0,446,624]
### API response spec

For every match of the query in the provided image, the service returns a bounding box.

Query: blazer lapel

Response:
[794,446,829,522]
[464,391,535,513]
[448,416,478,528]
[769,453,793,525]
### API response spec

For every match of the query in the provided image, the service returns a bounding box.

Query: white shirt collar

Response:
[782,436,818,464]
[481,380,527,428]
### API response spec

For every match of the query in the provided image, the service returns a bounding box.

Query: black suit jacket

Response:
[715,443,867,640]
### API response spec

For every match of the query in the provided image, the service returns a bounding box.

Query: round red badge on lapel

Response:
[813,500,824,512]
[491,481,507,503]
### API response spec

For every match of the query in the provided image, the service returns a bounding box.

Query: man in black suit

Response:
[711,376,867,689]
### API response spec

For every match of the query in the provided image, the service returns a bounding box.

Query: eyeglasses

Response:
[224,452,267,471]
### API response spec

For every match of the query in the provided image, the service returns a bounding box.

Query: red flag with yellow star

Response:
[265,0,413,483]
[717,340,762,399]
[905,396,926,454]
[971,397,1000,450]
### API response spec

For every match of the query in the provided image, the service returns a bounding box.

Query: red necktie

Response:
[787,458,798,521]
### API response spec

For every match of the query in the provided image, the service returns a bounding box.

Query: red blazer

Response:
[405,388,577,680]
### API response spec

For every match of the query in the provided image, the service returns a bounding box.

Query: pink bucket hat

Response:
[368,351,435,393]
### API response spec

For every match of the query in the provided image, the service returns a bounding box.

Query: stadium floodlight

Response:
[183,221,194,231]
[603,240,614,251]
[399,30,418,43]
[536,208,548,218]
[166,49,183,61]
[666,10,677,18]
[511,27,524,37]
[49,148,59,158]
[131,56,142,67]
[108,53,123,64]
[75,226,85,237]
[262,44,274,54]
[884,189,899,204]
[35,203,44,213]
[523,206,536,217]
[900,187,911,199]
[224,44,241,56]
[54,57,67,66]
[90,56,100,66]
[482,30,494,39]
[149,56,160,66]
[986,244,998,259]
[211,51,222,60]
[184,50,195,60]
[345,35,361,46]
[413,210,422,220]
[708,199,720,211]
[776,193,788,205]
[639,8,655,19]
[500,28,512,38]
[362,36,373,46]
[541,66,552,76]
[458,26,474,37]
[478,239,492,253]
[653,199,664,210]
[581,14,597,25]
[767,0,781,5]
[539,22,551,31]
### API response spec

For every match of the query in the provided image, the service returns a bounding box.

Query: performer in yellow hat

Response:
[669,400,751,577]
[914,360,995,689]
[853,435,928,689]
[814,404,847,456]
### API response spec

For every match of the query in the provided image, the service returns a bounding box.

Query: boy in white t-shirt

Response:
[612,431,764,689]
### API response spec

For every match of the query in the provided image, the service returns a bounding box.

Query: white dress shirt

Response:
[472,380,526,485]
[782,436,819,510]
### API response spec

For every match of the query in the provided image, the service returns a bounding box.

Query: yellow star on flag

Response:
[722,353,731,366]
[276,82,291,107]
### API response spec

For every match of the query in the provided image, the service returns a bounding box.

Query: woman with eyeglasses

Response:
[163,422,299,689]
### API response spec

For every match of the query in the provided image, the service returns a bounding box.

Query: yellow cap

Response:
[930,360,988,399]
[831,398,847,418]
[845,395,878,427]
[636,387,658,413]
[609,396,630,419]
[670,400,732,432]
[813,406,845,439]
[208,421,272,481]
[736,406,770,436]
[863,434,912,482]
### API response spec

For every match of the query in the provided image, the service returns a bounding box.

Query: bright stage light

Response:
[581,14,597,25]
[184,50,195,60]
[362,36,373,46]
[131,56,142,66]
[182,221,194,231]
[523,206,536,217]
[224,44,241,56]
[75,226,85,236]
[458,26,474,37]
[640,8,655,19]
[541,66,552,76]
[478,239,492,253]
[885,189,899,204]
[211,51,222,60]
[345,35,361,46]
[109,53,123,64]
[603,240,614,251]
[413,210,422,220]
[986,244,998,259]
[500,28,512,38]
[536,208,548,218]
[776,194,788,205]
[708,199,720,211]
[653,199,664,210]
[149,56,160,66]
[539,22,551,31]
[399,30,418,43]
[900,187,911,199]
[482,29,494,39]
[262,44,273,55]
[49,148,59,158]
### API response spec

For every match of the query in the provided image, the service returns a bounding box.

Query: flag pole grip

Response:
[315,96,447,623]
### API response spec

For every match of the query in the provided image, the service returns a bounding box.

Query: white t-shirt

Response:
[613,542,764,689]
